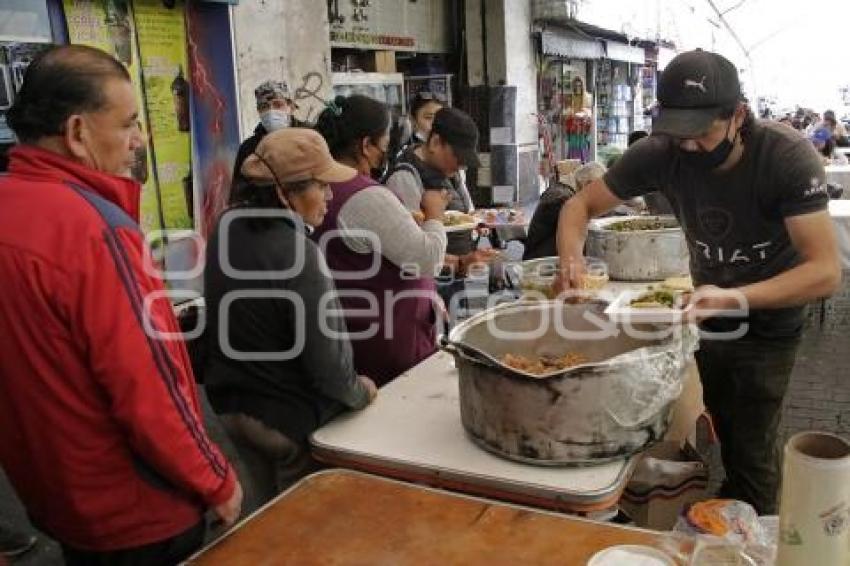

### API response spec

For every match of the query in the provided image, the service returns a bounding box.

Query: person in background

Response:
[523,161,606,261]
[555,49,840,515]
[387,91,446,177]
[231,80,299,201]
[815,109,849,146]
[385,107,497,313]
[204,128,378,514]
[408,92,446,147]
[810,127,849,165]
[313,95,448,386]
[0,45,241,565]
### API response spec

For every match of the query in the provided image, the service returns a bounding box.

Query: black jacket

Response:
[523,185,574,261]
[230,123,267,204]
[203,209,369,441]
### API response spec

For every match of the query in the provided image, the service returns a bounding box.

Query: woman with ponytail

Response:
[313,94,449,385]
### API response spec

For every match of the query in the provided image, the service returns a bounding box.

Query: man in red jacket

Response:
[0,45,242,564]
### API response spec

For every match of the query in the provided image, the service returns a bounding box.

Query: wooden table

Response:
[188,470,680,565]
[311,351,637,514]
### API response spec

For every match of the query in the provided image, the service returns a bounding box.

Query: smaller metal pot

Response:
[586,216,689,281]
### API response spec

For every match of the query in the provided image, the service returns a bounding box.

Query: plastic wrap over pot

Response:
[443,301,698,465]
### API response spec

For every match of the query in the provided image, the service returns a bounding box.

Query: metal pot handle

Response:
[437,334,457,355]
[439,335,501,369]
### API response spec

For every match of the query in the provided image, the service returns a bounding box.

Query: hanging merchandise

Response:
[537,58,596,165]
[564,113,592,162]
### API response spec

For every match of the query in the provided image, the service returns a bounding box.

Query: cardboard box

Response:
[374,51,396,74]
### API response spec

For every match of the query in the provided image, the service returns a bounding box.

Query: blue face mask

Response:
[260,109,291,132]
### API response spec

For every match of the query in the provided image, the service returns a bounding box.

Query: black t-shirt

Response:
[604,119,828,338]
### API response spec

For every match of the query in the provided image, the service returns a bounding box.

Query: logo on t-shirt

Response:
[694,239,773,265]
[697,208,733,239]
[803,178,829,198]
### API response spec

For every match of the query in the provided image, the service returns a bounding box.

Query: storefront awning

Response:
[605,41,645,64]
[541,30,604,60]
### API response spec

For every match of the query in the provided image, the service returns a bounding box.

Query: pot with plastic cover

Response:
[441,301,697,466]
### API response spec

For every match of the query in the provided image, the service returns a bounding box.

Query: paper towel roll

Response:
[777,432,850,566]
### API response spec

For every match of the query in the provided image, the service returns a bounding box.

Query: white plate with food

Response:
[604,286,690,324]
[441,211,479,232]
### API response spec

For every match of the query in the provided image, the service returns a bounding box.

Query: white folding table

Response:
[830,199,850,269]
[311,351,637,514]
[826,164,850,196]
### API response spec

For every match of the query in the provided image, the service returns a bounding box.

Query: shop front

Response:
[327,0,457,123]
[0,0,242,292]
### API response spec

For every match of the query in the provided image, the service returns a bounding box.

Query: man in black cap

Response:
[554,49,841,514]
[386,107,496,316]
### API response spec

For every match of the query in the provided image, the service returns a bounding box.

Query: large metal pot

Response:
[586,215,689,281]
[443,301,696,466]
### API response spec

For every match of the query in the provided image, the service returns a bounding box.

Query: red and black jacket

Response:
[0,145,235,551]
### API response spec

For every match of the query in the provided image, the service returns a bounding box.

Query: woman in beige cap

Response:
[203,128,378,514]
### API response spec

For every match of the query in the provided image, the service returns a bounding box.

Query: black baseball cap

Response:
[431,107,481,168]
[653,49,742,138]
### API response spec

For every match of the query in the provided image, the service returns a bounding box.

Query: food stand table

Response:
[826,164,850,196]
[830,199,850,269]
[187,469,680,565]
[311,351,638,514]
[473,208,529,249]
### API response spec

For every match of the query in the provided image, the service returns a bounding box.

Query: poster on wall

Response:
[0,43,54,145]
[186,1,240,238]
[61,0,162,234]
[132,0,192,233]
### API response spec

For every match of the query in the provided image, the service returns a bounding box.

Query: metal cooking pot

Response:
[586,215,689,281]
[442,301,696,466]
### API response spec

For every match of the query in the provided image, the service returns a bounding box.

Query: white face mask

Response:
[260,109,291,132]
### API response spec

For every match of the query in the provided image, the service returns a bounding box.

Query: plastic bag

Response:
[674,500,776,565]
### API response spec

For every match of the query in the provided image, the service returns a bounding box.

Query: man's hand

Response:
[357,375,378,402]
[213,480,243,528]
[683,285,747,323]
[421,189,450,221]
[551,256,586,295]
[555,178,624,293]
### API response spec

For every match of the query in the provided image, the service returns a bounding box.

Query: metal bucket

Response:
[586,215,689,281]
[443,301,696,466]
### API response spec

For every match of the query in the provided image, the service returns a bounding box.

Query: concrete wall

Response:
[502,0,538,149]
[231,0,333,136]
[464,0,485,87]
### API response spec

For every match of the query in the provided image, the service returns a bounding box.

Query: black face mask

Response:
[369,146,389,181]
[679,118,737,171]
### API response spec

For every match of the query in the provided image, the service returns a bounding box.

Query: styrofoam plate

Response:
[604,289,689,324]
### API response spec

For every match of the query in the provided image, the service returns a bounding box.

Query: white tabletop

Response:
[830,200,850,269]
[311,351,636,508]
[826,164,850,197]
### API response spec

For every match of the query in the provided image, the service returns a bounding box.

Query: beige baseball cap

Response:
[241,128,356,185]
